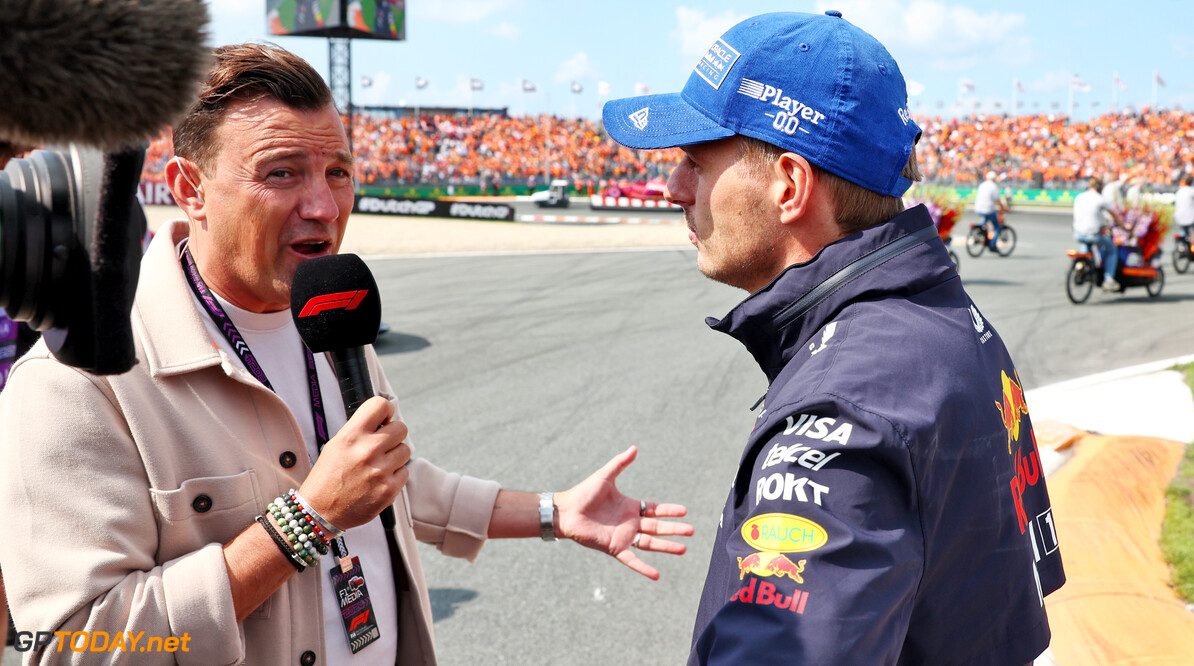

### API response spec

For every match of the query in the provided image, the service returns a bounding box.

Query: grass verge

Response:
[1160,363,1194,604]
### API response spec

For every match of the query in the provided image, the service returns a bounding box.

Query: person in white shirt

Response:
[1073,177,1124,290]
[973,171,1006,249]
[1174,174,1194,244]
[1101,172,1126,207]
[1125,175,1145,207]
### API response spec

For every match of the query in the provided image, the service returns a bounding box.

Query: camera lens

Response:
[0,147,97,332]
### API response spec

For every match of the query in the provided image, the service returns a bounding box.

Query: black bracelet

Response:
[256,515,306,572]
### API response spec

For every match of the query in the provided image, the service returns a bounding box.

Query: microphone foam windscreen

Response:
[0,0,211,149]
[290,254,382,352]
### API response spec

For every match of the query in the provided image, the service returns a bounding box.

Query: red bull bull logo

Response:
[741,513,828,553]
[995,370,1029,453]
[737,551,806,582]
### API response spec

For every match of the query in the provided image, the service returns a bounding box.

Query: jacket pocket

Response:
[149,469,274,618]
[150,470,263,552]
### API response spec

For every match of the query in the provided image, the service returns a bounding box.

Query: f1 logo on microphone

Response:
[298,290,369,317]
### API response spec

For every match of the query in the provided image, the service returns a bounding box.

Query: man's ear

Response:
[165,156,206,222]
[774,152,815,226]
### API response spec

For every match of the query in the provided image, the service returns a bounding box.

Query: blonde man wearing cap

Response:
[603,11,1064,666]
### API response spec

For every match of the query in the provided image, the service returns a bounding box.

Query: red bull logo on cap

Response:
[995,370,1029,453]
[741,513,828,553]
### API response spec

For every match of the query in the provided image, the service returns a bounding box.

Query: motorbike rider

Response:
[1073,176,1124,290]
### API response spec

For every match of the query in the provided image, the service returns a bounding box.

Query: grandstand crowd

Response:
[142,107,1194,192]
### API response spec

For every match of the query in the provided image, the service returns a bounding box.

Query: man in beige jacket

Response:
[0,43,692,665]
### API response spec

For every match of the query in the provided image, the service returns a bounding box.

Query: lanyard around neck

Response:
[180,247,330,447]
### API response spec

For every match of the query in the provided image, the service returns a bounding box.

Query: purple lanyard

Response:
[181,248,352,559]
[181,248,330,447]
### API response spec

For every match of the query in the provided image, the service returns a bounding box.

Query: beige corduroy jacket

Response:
[0,220,501,665]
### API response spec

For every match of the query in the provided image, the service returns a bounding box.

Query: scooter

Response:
[1173,230,1193,274]
[1065,239,1163,304]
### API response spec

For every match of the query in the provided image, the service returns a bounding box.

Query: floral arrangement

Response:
[1111,201,1172,261]
[904,186,962,241]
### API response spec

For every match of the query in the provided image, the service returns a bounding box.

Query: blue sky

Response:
[208,0,1194,122]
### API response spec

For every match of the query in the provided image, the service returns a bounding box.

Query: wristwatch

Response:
[539,492,557,541]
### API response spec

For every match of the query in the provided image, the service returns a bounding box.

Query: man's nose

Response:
[300,176,340,223]
[664,161,691,206]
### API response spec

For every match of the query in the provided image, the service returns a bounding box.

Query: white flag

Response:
[415,76,428,89]
[521,79,536,92]
[906,79,925,96]
[1113,75,1126,91]
[1070,75,1091,92]
[1155,71,1167,87]
[597,80,611,96]
[634,82,650,96]
[571,81,583,94]
[470,78,483,91]
[958,78,975,94]
[1014,78,1026,93]
[361,75,373,88]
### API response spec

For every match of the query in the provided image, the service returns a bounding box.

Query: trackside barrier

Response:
[353,195,514,221]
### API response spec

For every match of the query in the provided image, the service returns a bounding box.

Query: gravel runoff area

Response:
[144,206,691,256]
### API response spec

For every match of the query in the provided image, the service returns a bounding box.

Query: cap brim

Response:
[602,93,734,150]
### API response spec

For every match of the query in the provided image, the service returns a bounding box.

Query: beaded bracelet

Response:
[266,496,327,569]
[256,515,306,572]
[292,489,345,539]
[268,496,327,564]
[282,491,332,554]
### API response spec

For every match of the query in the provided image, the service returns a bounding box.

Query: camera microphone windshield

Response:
[0,0,211,150]
[0,0,210,374]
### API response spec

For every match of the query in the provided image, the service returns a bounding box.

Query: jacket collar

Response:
[708,205,953,382]
[133,220,235,379]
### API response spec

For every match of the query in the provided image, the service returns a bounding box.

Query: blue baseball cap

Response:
[602,11,922,198]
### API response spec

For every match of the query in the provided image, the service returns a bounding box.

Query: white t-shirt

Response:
[1101,181,1122,206]
[974,179,1000,214]
[1073,189,1112,236]
[1174,185,1194,228]
[187,270,399,663]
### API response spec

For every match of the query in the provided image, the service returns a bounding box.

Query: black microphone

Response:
[0,0,211,150]
[290,254,397,529]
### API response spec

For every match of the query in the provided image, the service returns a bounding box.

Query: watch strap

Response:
[538,492,557,541]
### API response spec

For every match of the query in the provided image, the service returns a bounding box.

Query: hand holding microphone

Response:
[298,396,411,530]
[289,254,406,531]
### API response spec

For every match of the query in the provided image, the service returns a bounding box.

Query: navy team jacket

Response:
[688,205,1065,666]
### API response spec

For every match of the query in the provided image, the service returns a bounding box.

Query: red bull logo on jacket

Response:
[1010,431,1043,534]
[730,576,811,614]
[736,551,806,582]
[995,370,1029,453]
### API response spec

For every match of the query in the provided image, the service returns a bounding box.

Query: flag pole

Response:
[1152,70,1158,109]
[1067,77,1073,119]
[1111,71,1117,112]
